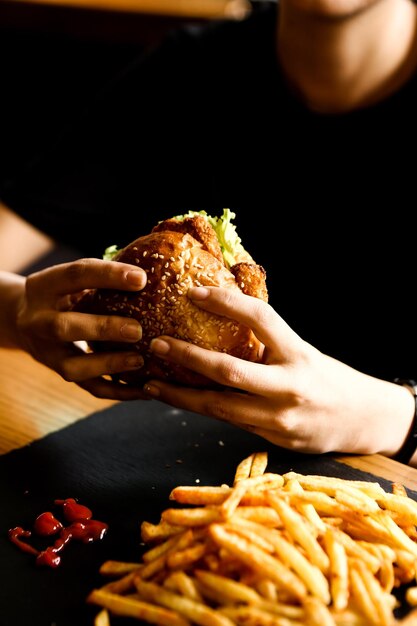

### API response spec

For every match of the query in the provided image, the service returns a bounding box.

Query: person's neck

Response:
[277,0,417,113]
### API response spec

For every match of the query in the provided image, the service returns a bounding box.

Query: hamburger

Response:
[76,209,268,388]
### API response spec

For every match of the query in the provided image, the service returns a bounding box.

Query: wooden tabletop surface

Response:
[2,345,417,491]
[0,0,251,19]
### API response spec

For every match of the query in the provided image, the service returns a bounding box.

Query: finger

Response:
[32,310,142,343]
[58,351,144,383]
[27,258,147,301]
[237,423,301,450]
[143,378,286,429]
[143,379,303,449]
[143,379,249,417]
[78,377,150,401]
[188,286,302,359]
[149,335,288,396]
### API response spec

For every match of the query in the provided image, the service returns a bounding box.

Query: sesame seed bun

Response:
[77,221,267,388]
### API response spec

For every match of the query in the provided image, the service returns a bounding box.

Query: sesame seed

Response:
[143,251,148,257]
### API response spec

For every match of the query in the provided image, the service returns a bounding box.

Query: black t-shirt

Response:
[2,4,417,381]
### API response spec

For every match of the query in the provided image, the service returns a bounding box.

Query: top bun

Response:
[76,213,268,388]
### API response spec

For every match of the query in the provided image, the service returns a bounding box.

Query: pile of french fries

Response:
[88,452,417,626]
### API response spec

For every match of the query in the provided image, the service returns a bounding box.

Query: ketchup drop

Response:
[55,498,92,523]
[8,498,108,568]
[33,512,63,536]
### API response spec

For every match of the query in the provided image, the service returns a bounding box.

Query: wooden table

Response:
[2,346,417,491]
[0,0,251,19]
[0,0,251,45]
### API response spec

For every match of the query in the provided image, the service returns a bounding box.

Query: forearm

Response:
[0,203,54,273]
[353,374,416,463]
[0,271,26,349]
[300,352,417,464]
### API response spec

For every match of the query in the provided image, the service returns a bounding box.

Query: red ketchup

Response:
[33,512,63,536]
[8,498,108,569]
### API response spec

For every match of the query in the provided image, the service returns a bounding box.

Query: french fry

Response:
[267,491,330,573]
[406,587,417,607]
[265,529,331,604]
[88,588,190,626]
[221,474,284,519]
[234,505,281,526]
[134,578,235,626]
[256,578,279,602]
[392,483,408,498]
[283,473,385,499]
[162,507,221,527]
[100,571,136,594]
[303,596,336,626]
[349,566,379,625]
[377,492,417,526]
[164,571,203,602]
[141,520,185,542]
[222,520,276,553]
[167,542,208,570]
[89,452,417,626]
[209,523,307,601]
[233,454,255,484]
[99,560,142,577]
[220,604,296,625]
[323,529,349,611]
[328,527,380,573]
[94,608,111,626]
[195,569,262,604]
[379,513,417,558]
[363,543,395,592]
[249,452,269,478]
[170,486,231,506]
[142,531,193,563]
[352,559,394,626]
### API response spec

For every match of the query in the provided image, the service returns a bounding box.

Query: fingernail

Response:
[188,286,210,300]
[144,383,160,397]
[150,338,170,355]
[124,354,144,369]
[120,322,142,341]
[126,270,146,289]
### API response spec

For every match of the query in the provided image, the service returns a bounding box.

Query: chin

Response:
[281,0,381,19]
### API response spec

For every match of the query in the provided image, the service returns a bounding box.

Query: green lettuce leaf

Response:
[173,208,247,267]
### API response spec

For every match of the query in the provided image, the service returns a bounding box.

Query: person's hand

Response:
[14,258,148,400]
[143,286,415,457]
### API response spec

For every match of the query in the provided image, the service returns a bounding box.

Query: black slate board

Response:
[0,399,415,626]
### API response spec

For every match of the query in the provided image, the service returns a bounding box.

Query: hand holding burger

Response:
[75,210,268,387]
